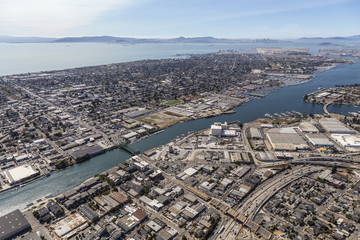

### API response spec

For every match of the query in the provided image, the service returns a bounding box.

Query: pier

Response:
[249,93,266,98]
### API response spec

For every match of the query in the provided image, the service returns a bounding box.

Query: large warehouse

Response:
[305,133,334,147]
[319,118,356,134]
[267,128,309,151]
[5,164,39,185]
[0,210,32,240]
[299,122,319,133]
[331,134,360,149]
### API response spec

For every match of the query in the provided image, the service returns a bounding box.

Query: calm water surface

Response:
[0,41,340,76]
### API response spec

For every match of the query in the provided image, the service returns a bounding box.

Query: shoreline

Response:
[0,54,353,201]
[0,76,315,195]
[0,174,47,194]
[20,111,355,212]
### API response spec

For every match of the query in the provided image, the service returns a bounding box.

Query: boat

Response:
[292,110,302,116]
[349,112,359,117]
[223,110,235,114]
[265,113,273,118]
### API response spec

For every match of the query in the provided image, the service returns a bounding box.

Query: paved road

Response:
[258,156,360,168]
[238,166,323,220]
[23,210,53,240]
[323,102,331,114]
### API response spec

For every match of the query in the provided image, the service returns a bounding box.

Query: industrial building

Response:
[125,108,153,118]
[266,128,309,151]
[165,107,194,117]
[52,213,87,238]
[305,133,334,147]
[78,205,99,222]
[249,127,263,139]
[199,181,216,191]
[299,122,319,133]
[331,134,360,149]
[210,122,237,137]
[69,145,104,160]
[211,123,223,136]
[5,164,39,185]
[109,192,128,205]
[0,210,32,240]
[122,132,138,142]
[139,196,164,211]
[319,118,356,134]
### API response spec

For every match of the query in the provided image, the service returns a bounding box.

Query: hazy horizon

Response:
[0,0,359,39]
[0,34,359,40]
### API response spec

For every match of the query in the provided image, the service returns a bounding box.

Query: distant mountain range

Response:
[299,35,360,41]
[0,35,359,44]
[51,36,282,44]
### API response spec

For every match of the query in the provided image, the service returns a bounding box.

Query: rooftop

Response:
[0,209,31,240]
[5,165,38,184]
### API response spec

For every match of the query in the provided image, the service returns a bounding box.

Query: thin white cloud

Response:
[165,0,353,28]
[258,24,324,39]
[0,0,133,36]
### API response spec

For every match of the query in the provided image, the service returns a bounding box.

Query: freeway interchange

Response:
[237,165,323,220]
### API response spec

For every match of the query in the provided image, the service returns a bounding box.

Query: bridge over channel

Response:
[118,142,140,155]
[323,102,331,114]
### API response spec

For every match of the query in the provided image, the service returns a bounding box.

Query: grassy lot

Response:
[164,99,183,106]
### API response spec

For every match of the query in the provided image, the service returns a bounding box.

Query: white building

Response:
[331,134,360,148]
[210,122,237,137]
[199,181,216,191]
[139,196,164,211]
[319,118,356,134]
[211,123,222,136]
[5,164,39,185]
[299,122,319,133]
[305,133,334,147]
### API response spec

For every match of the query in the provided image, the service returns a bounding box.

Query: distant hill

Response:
[0,35,56,43]
[54,36,165,43]
[299,35,360,41]
[53,36,282,44]
[53,36,122,43]
[348,35,360,40]
[1,34,358,44]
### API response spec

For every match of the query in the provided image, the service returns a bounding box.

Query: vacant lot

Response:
[163,99,183,106]
[139,110,190,129]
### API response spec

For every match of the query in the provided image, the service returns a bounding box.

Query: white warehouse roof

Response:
[5,164,38,184]
[331,134,360,148]
[306,133,334,146]
[319,118,356,134]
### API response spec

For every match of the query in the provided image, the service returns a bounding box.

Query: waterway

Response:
[0,44,359,216]
[0,41,352,76]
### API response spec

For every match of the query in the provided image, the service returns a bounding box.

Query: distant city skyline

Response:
[0,0,359,38]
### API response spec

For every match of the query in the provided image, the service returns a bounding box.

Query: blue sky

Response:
[0,0,358,38]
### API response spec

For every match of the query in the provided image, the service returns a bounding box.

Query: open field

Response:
[163,99,183,106]
[139,111,191,129]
